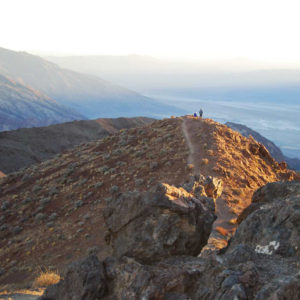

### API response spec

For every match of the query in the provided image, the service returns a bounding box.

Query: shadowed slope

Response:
[0,74,84,131]
[0,117,154,174]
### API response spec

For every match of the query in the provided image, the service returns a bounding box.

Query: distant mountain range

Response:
[0,117,154,174]
[0,74,84,131]
[0,47,181,130]
[45,55,300,104]
[226,122,300,170]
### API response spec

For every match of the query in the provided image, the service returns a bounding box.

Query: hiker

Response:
[194,112,197,117]
[199,108,203,118]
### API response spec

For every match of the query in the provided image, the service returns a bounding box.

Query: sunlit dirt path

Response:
[181,116,236,254]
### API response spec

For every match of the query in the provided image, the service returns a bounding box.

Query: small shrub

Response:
[32,185,42,193]
[33,269,61,288]
[201,158,209,165]
[109,185,119,194]
[207,150,214,156]
[95,181,103,188]
[150,161,158,170]
[187,164,194,170]
[98,166,109,174]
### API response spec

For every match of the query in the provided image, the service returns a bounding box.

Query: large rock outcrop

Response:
[40,181,300,300]
[103,183,216,263]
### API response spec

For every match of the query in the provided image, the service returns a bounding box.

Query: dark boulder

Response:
[103,184,216,263]
[252,180,300,204]
[238,180,300,223]
[102,255,223,300]
[39,255,106,300]
[232,181,300,258]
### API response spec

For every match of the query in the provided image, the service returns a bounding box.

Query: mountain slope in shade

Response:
[0,74,84,131]
[0,117,154,174]
[0,47,181,118]
[226,122,300,170]
[0,116,297,288]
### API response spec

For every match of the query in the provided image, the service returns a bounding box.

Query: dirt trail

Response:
[181,118,195,168]
[181,116,236,253]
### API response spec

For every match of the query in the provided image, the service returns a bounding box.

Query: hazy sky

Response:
[1,0,300,63]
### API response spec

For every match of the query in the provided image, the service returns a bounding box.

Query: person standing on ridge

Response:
[199,108,203,118]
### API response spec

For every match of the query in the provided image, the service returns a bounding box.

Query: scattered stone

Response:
[204,176,223,199]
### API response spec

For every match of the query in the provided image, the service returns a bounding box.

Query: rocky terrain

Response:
[226,122,300,170]
[0,74,83,131]
[0,116,298,296]
[0,117,154,174]
[40,181,300,300]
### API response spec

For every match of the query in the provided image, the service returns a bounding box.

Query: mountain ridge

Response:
[0,47,181,119]
[0,116,297,289]
[0,73,84,131]
[0,117,154,174]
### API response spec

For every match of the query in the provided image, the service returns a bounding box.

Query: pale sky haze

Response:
[1,0,300,64]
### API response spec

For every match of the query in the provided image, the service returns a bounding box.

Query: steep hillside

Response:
[0,74,84,131]
[0,116,297,289]
[0,117,154,174]
[226,122,300,170]
[0,47,181,119]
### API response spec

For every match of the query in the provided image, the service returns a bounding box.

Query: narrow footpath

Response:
[181,116,236,254]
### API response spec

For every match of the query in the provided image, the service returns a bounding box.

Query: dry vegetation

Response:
[33,269,60,288]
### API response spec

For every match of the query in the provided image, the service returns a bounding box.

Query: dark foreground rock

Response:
[103,183,216,263]
[40,181,300,300]
[40,255,106,300]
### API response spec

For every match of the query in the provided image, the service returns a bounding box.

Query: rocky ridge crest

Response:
[0,116,298,290]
